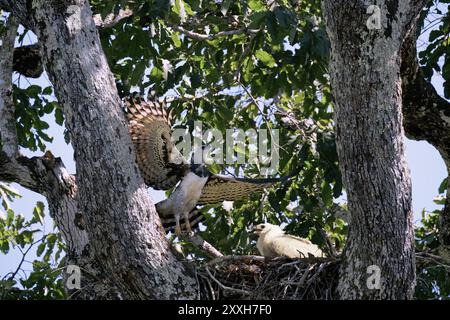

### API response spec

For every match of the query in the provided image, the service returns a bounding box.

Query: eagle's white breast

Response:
[176,172,209,210]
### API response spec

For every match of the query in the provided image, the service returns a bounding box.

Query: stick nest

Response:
[196,255,340,300]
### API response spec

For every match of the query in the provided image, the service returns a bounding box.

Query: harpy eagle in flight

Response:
[125,97,279,235]
[253,223,324,258]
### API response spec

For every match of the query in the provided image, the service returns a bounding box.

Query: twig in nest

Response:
[293,264,314,297]
[205,267,251,296]
[315,222,339,258]
[206,255,266,267]
[198,255,340,299]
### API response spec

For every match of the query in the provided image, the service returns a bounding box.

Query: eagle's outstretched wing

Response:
[125,97,187,190]
[197,174,279,205]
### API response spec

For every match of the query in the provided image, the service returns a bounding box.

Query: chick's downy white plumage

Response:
[253,223,324,258]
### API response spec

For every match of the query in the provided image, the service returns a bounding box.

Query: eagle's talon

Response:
[183,211,193,234]
[174,218,182,237]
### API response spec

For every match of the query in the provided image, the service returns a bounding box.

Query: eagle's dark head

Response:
[190,163,210,178]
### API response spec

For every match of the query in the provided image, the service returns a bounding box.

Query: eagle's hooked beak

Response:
[251,224,265,235]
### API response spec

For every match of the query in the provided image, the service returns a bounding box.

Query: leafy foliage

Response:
[13,84,58,151]
[414,177,450,299]
[418,1,450,98]
[0,184,65,299]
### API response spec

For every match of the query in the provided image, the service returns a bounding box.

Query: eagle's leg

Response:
[174,213,182,236]
[183,211,193,234]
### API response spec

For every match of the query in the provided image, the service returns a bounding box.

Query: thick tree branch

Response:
[184,234,224,258]
[0,153,39,193]
[92,8,133,28]
[409,0,433,20]
[171,25,260,41]
[401,31,450,163]
[400,0,432,30]
[1,149,121,298]
[0,16,40,193]
[401,27,450,250]
[1,0,133,30]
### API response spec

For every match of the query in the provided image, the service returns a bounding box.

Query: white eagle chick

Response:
[253,223,324,258]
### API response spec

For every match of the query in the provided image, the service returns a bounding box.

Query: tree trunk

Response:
[321,1,426,299]
[1,0,198,299]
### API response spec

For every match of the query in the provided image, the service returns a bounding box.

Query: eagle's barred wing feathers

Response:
[197,174,279,205]
[125,97,185,190]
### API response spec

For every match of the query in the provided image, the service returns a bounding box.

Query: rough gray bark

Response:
[0,16,18,158]
[321,0,428,299]
[0,14,119,299]
[401,27,450,259]
[28,0,197,299]
[1,1,198,299]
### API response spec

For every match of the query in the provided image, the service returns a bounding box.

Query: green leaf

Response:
[171,32,182,47]
[221,0,232,16]
[42,87,53,95]
[36,242,46,257]
[55,108,64,126]
[433,196,446,205]
[25,85,42,97]
[429,29,443,42]
[249,11,268,28]
[0,184,22,199]
[32,202,45,225]
[20,230,36,245]
[321,181,333,207]
[149,66,164,83]
[255,50,276,68]
[0,240,10,254]
[130,60,147,86]
[248,0,265,12]
[438,178,448,194]
[6,209,14,225]
[183,1,194,15]
[274,7,295,29]
[218,105,234,122]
